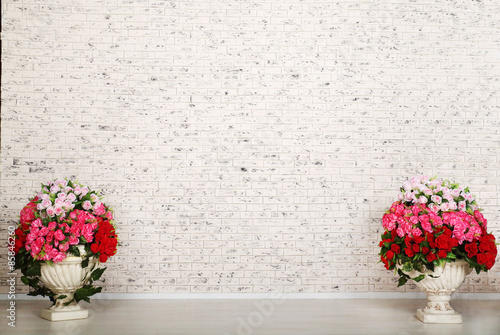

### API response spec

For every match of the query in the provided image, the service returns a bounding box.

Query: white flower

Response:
[50,185,60,194]
[423,187,433,196]
[431,195,442,204]
[82,200,92,210]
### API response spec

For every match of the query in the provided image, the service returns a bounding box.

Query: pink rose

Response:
[69,236,79,245]
[39,227,49,236]
[440,203,450,211]
[59,243,69,253]
[82,200,92,210]
[458,201,466,211]
[52,252,66,263]
[93,203,106,216]
[31,218,42,228]
[418,196,428,204]
[46,231,54,243]
[105,211,114,220]
[81,225,95,243]
[54,230,65,241]
[412,228,422,237]
[396,227,405,238]
[31,237,45,255]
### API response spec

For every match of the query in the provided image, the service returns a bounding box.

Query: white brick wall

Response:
[1,0,500,295]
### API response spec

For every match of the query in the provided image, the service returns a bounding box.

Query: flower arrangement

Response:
[379,175,497,286]
[14,179,118,304]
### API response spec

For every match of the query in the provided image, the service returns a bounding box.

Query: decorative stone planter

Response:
[39,248,97,321]
[401,259,472,324]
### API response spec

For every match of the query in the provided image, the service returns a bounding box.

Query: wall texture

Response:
[1,0,500,295]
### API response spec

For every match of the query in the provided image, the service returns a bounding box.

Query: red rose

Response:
[436,235,452,252]
[437,250,448,259]
[421,247,429,255]
[426,234,434,243]
[485,254,495,270]
[477,253,488,265]
[99,254,108,263]
[479,242,493,253]
[90,243,100,253]
[391,244,401,254]
[412,244,420,253]
[386,250,395,260]
[414,236,425,244]
[405,248,415,258]
[443,228,452,237]
[426,253,437,263]
[405,237,413,248]
[465,243,478,258]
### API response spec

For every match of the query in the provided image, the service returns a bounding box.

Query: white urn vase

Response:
[39,248,96,321]
[402,259,472,324]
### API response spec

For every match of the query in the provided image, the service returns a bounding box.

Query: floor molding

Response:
[2,292,500,300]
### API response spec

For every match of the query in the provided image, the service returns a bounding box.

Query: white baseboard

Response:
[2,292,500,300]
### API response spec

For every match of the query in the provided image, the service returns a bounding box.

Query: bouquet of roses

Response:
[379,176,497,286]
[14,178,118,303]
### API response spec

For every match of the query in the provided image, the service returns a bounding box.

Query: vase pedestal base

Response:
[41,305,88,321]
[416,308,462,324]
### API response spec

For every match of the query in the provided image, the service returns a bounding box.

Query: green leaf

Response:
[81,257,89,269]
[74,286,102,303]
[413,274,426,282]
[402,262,413,272]
[21,276,30,286]
[69,246,81,257]
[26,261,41,277]
[397,277,408,287]
[91,268,106,281]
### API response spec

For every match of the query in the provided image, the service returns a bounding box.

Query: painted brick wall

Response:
[1,0,500,295]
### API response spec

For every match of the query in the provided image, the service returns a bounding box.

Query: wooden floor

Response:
[2,299,500,335]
